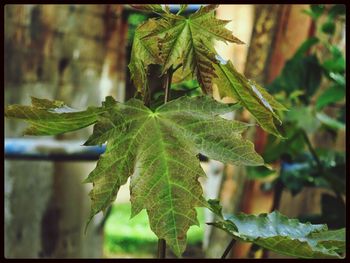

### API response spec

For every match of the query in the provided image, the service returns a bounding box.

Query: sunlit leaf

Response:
[5,95,264,257]
[84,96,263,256]
[4,97,112,136]
[316,112,345,131]
[214,61,287,137]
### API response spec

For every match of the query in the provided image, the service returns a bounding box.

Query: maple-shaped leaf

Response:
[4,97,112,135]
[83,95,264,256]
[141,4,244,94]
[208,200,345,258]
[5,95,264,257]
[128,19,162,96]
[213,61,288,137]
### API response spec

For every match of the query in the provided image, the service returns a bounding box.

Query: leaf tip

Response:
[82,176,91,184]
[264,163,274,171]
[84,216,93,235]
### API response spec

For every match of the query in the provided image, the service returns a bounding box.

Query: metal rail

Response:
[5,138,105,161]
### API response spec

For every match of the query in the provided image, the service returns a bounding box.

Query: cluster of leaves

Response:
[128,4,287,137]
[268,4,345,133]
[250,4,345,176]
[4,4,345,258]
[247,4,346,252]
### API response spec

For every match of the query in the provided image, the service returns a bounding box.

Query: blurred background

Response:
[4,4,346,258]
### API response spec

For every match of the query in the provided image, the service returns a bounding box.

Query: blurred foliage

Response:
[104,203,204,257]
[248,4,345,229]
[278,150,345,196]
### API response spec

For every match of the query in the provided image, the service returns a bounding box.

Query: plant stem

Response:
[164,67,174,103]
[300,129,322,170]
[158,239,166,258]
[173,63,183,73]
[157,68,174,259]
[221,239,236,259]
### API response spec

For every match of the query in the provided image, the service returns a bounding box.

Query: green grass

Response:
[104,203,205,257]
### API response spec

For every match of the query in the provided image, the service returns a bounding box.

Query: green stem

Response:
[157,67,175,258]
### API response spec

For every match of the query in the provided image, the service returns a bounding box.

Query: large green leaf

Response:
[208,200,345,258]
[6,95,265,257]
[141,4,244,94]
[4,97,110,135]
[83,96,264,256]
[214,61,288,137]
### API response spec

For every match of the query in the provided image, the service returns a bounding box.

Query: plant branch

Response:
[221,239,236,259]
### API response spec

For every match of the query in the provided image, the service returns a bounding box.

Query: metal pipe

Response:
[5,138,105,161]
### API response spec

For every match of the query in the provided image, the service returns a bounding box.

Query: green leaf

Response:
[213,61,287,137]
[262,125,306,163]
[316,112,345,131]
[83,96,264,257]
[328,4,346,18]
[303,5,325,20]
[286,106,320,134]
[143,4,244,93]
[316,85,345,110]
[246,165,275,179]
[322,46,345,73]
[4,97,113,136]
[208,202,345,258]
[322,21,336,35]
[270,55,323,104]
[6,95,264,257]
[294,37,319,58]
[128,19,162,95]
[328,72,345,86]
